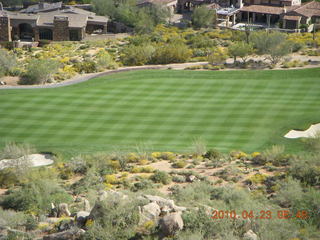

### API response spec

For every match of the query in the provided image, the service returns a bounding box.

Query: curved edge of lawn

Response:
[0,66,319,91]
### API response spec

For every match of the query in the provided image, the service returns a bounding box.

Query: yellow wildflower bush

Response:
[139,159,149,165]
[127,152,140,163]
[105,174,117,184]
[248,173,267,184]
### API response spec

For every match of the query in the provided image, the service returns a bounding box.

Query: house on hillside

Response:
[177,0,320,31]
[0,2,109,42]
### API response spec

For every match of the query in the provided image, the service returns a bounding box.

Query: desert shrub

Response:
[121,44,155,66]
[71,169,104,195]
[173,160,187,168]
[213,166,242,182]
[208,47,228,65]
[1,179,72,214]
[282,60,306,68]
[247,173,268,185]
[20,59,60,85]
[96,52,118,71]
[150,170,171,185]
[250,31,293,64]
[274,177,303,208]
[131,179,155,192]
[151,43,192,64]
[291,187,320,228]
[0,208,35,230]
[74,60,97,73]
[151,152,175,161]
[0,142,35,160]
[0,49,17,77]
[182,207,236,239]
[172,182,213,206]
[172,175,186,183]
[203,149,221,160]
[84,197,140,240]
[289,155,320,186]
[188,35,216,48]
[303,133,320,152]
[191,138,207,158]
[262,145,289,166]
[228,41,254,63]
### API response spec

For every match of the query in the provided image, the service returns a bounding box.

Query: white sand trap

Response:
[0,154,54,170]
[284,123,320,139]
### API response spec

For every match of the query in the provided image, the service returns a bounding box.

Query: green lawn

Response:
[0,68,319,155]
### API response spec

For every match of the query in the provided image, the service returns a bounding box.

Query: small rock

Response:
[186,175,196,182]
[244,229,258,240]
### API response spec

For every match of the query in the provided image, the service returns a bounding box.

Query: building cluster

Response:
[0,0,319,42]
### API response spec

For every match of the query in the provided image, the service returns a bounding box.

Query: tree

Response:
[250,31,293,64]
[208,47,228,65]
[21,59,60,85]
[228,42,254,64]
[0,49,17,77]
[191,6,216,29]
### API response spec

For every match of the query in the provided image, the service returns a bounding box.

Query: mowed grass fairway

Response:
[0,68,319,154]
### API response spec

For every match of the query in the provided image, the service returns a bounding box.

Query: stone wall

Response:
[0,15,11,41]
[53,16,69,41]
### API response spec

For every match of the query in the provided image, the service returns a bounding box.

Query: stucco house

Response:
[0,2,109,42]
[177,0,320,31]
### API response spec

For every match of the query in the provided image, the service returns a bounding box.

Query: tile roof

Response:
[20,2,63,13]
[291,1,320,17]
[240,5,285,15]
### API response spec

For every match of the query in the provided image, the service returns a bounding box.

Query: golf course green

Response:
[0,68,319,154]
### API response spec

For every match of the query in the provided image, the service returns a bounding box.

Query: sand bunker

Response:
[284,123,320,139]
[0,154,54,170]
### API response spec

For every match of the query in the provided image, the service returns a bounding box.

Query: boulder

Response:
[143,195,186,212]
[159,212,183,236]
[243,229,258,240]
[75,211,90,227]
[186,175,196,182]
[98,190,128,201]
[43,228,85,240]
[58,203,71,217]
[139,202,161,225]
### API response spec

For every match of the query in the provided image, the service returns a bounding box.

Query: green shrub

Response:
[20,59,60,85]
[74,61,97,73]
[121,44,155,66]
[1,179,72,214]
[172,175,186,183]
[173,160,187,168]
[289,155,320,186]
[96,52,118,71]
[151,43,192,64]
[274,177,303,208]
[85,197,140,240]
[150,170,172,185]
[0,49,17,77]
[203,149,221,160]
[0,142,35,160]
